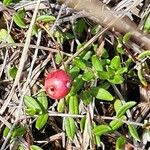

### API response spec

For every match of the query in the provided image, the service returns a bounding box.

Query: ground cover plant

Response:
[0,0,150,149]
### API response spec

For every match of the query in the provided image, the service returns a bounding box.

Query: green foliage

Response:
[74,19,87,37]
[3,126,10,137]
[91,25,101,35]
[65,117,76,140]
[109,116,126,130]
[69,95,79,114]
[36,15,56,23]
[90,87,114,101]
[80,90,92,105]
[8,66,17,79]
[116,101,136,118]
[3,0,12,6]
[24,92,49,130]
[0,29,15,43]
[12,126,26,139]
[116,136,126,150]
[57,99,65,112]
[144,14,150,33]
[93,124,112,136]
[128,124,140,141]
[13,9,27,28]
[35,113,48,130]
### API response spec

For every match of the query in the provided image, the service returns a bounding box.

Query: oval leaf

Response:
[13,11,27,28]
[35,113,48,130]
[3,126,10,138]
[57,99,65,113]
[69,95,79,115]
[70,75,85,94]
[65,117,76,140]
[116,101,136,118]
[80,90,92,105]
[109,116,126,130]
[37,15,56,23]
[128,124,140,142]
[8,66,17,79]
[93,124,112,136]
[73,58,87,70]
[82,68,94,81]
[0,29,14,44]
[12,126,26,139]
[114,99,122,113]
[110,56,121,69]
[92,55,103,71]
[24,95,41,113]
[116,136,126,150]
[37,91,48,110]
[144,14,150,32]
[90,87,113,101]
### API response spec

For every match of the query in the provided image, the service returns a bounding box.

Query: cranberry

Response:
[44,69,72,99]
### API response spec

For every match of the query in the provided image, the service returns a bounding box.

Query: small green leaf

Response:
[116,67,127,75]
[3,0,12,6]
[116,136,126,150]
[91,25,101,35]
[55,53,63,65]
[123,32,132,43]
[137,64,148,87]
[30,145,43,150]
[36,15,56,23]
[80,90,92,105]
[69,66,80,79]
[8,66,17,79]
[73,58,87,70]
[93,124,112,136]
[70,75,85,94]
[37,91,48,110]
[114,99,122,113]
[65,117,76,140]
[116,38,124,54]
[0,29,14,44]
[32,25,38,36]
[83,51,93,61]
[57,99,65,113]
[82,68,94,81]
[80,117,86,133]
[13,9,27,28]
[69,95,79,115]
[108,74,124,84]
[3,126,10,137]
[93,122,101,147]
[12,126,26,138]
[26,108,36,116]
[110,56,121,69]
[128,124,140,141]
[92,55,103,71]
[74,19,86,36]
[109,116,126,130]
[144,14,150,33]
[35,113,48,130]
[98,71,109,80]
[116,101,136,118]
[24,95,41,113]
[90,87,113,101]
[63,32,74,40]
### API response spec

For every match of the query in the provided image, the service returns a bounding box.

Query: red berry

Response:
[44,69,72,99]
